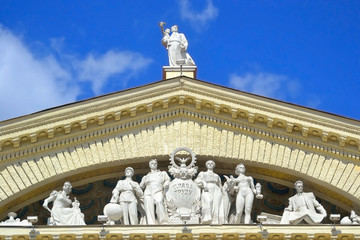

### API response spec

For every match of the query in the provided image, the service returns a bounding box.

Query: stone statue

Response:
[160,23,195,67]
[195,160,224,224]
[110,167,144,225]
[280,180,327,224]
[140,159,171,224]
[42,181,86,225]
[341,210,360,224]
[166,147,201,224]
[0,212,32,226]
[224,163,262,224]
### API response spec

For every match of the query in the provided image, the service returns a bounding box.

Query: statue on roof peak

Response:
[159,22,195,67]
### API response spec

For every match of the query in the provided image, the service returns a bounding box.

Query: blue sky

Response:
[0,1,359,121]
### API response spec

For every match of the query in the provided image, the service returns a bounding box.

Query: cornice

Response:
[0,77,359,159]
[0,104,359,166]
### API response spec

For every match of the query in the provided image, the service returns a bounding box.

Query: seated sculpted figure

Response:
[195,160,223,224]
[280,180,327,224]
[140,159,170,224]
[111,167,144,225]
[225,164,262,224]
[42,181,86,225]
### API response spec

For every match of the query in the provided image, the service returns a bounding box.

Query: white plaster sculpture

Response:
[224,163,262,224]
[340,210,360,224]
[280,180,327,224]
[160,22,195,67]
[110,167,144,225]
[42,181,86,225]
[166,147,201,224]
[195,160,224,224]
[140,159,171,224]
[0,212,32,226]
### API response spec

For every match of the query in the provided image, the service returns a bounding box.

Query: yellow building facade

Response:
[0,69,359,239]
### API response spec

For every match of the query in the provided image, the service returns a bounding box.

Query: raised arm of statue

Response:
[42,190,57,212]
[159,23,195,67]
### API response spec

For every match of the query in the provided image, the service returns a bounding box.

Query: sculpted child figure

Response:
[195,160,223,224]
[111,167,144,225]
[225,163,262,224]
[140,159,170,224]
[42,181,86,225]
[161,25,195,66]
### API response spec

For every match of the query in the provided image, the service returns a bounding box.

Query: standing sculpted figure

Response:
[280,180,326,224]
[140,159,171,224]
[42,181,86,225]
[225,164,262,224]
[161,24,195,66]
[111,167,144,225]
[195,160,223,224]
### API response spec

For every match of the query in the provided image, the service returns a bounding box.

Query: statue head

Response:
[235,163,246,175]
[171,25,179,32]
[205,160,215,170]
[149,159,158,170]
[294,180,304,193]
[125,167,134,177]
[63,181,72,194]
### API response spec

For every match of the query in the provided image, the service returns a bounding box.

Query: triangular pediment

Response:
[1,76,360,152]
[0,76,359,221]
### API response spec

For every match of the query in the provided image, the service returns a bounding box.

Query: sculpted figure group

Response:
[42,159,328,226]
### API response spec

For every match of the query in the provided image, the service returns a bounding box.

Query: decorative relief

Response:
[105,234,123,240]
[59,234,76,240]
[290,234,308,240]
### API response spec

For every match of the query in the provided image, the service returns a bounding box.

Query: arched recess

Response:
[0,117,359,220]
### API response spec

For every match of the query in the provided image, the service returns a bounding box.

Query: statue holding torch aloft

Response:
[159,22,195,67]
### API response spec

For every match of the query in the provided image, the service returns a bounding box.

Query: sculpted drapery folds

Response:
[42,158,331,226]
[161,25,195,67]
[111,167,144,225]
[195,160,224,224]
[42,181,86,226]
[140,159,171,225]
[281,180,327,224]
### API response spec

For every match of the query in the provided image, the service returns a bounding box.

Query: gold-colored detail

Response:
[268,233,284,240]
[290,233,308,240]
[322,132,329,142]
[222,233,239,240]
[0,235,4,240]
[153,233,169,240]
[267,118,274,128]
[199,233,216,240]
[313,234,330,240]
[3,74,360,155]
[248,113,255,123]
[36,235,53,240]
[82,234,99,240]
[129,234,146,240]
[12,236,29,240]
[105,234,123,240]
[175,233,193,240]
[245,233,262,240]
[59,234,76,240]
[337,234,354,240]
[286,122,294,133]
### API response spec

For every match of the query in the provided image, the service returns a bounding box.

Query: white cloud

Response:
[178,0,218,31]
[229,72,301,100]
[0,25,153,121]
[0,25,79,120]
[75,51,152,94]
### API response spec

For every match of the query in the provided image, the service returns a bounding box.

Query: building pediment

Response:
[0,76,359,223]
[1,76,360,160]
